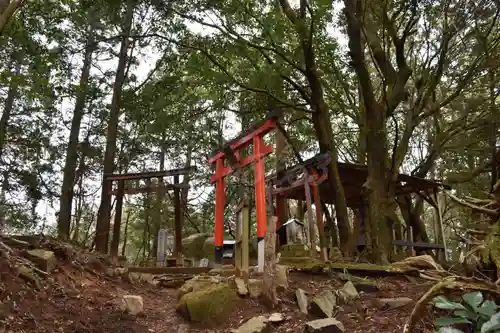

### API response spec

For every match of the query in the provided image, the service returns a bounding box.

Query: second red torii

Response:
[208,110,282,270]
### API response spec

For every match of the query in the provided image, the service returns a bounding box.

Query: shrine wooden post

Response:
[110,179,125,257]
[235,198,250,281]
[174,175,183,266]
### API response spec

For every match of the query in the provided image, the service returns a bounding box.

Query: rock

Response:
[337,274,380,293]
[276,265,289,289]
[337,281,358,304]
[16,265,41,289]
[120,295,144,315]
[296,288,309,314]
[178,275,218,300]
[268,313,285,323]
[310,290,336,318]
[234,277,248,296]
[182,233,210,259]
[25,249,57,273]
[176,283,237,323]
[177,324,190,333]
[234,315,269,333]
[328,248,343,262]
[248,279,263,298]
[377,297,413,309]
[305,318,344,333]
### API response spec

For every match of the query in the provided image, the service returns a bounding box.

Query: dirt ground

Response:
[0,241,440,333]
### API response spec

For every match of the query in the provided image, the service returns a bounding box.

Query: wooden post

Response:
[432,190,447,261]
[312,178,327,261]
[242,198,250,282]
[174,175,183,266]
[406,225,415,257]
[262,216,278,308]
[110,179,125,257]
[235,204,242,277]
[303,171,316,258]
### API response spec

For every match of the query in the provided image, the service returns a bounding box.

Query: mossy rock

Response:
[279,256,324,270]
[182,233,210,259]
[176,283,237,323]
[279,244,311,257]
[178,275,218,300]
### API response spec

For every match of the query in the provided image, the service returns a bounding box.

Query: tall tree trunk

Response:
[0,171,8,233]
[0,0,23,35]
[278,0,353,255]
[344,0,392,263]
[0,58,20,160]
[276,122,289,247]
[95,0,134,253]
[58,24,95,240]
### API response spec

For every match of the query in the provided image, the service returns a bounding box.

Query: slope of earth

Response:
[0,237,441,333]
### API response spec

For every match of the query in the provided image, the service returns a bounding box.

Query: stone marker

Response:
[310,290,336,318]
[305,318,344,333]
[199,258,209,267]
[25,249,57,273]
[296,288,309,315]
[235,277,249,296]
[276,265,289,289]
[120,295,144,315]
[248,279,263,298]
[377,297,413,309]
[234,315,269,333]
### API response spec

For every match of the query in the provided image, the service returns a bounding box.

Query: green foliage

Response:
[432,292,500,333]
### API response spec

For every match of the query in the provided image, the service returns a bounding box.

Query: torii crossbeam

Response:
[208,109,282,271]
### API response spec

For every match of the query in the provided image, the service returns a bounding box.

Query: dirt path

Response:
[0,238,441,333]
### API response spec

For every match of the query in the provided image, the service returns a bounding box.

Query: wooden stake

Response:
[262,216,278,308]
[303,171,315,258]
[174,175,183,266]
[242,198,250,282]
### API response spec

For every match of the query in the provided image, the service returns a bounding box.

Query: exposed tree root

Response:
[403,276,500,333]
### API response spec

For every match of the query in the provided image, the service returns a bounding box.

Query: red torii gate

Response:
[208,110,282,270]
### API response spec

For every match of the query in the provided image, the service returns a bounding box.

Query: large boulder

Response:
[182,233,210,259]
[177,283,237,323]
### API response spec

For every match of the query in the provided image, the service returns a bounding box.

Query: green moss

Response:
[178,276,215,300]
[279,256,324,269]
[279,244,312,257]
[177,284,237,323]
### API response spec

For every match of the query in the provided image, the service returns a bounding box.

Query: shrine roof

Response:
[268,153,448,207]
